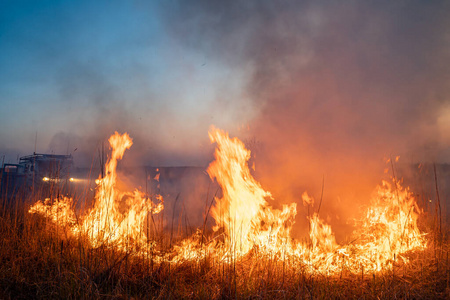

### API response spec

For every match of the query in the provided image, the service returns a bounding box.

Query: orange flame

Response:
[29,132,163,252]
[204,126,426,272]
[29,127,427,275]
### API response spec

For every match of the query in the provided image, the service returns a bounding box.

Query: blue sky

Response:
[0,0,253,166]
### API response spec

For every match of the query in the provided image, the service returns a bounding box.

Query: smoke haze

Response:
[160,0,450,237]
[2,1,450,237]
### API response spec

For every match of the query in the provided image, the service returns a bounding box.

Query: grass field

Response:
[1,130,449,299]
[0,198,448,299]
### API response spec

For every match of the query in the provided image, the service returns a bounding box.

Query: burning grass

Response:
[0,127,449,298]
[0,214,448,299]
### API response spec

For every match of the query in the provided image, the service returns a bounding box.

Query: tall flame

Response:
[29,132,163,252]
[205,126,426,272]
[207,126,296,255]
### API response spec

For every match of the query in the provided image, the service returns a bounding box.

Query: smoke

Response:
[49,56,213,167]
[2,0,450,238]
[160,0,450,238]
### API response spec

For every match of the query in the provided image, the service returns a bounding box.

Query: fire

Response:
[29,132,163,252]
[198,126,426,272]
[29,197,77,229]
[348,179,426,271]
[207,126,296,257]
[28,127,427,275]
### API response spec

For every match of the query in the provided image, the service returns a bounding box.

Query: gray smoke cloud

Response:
[160,0,450,238]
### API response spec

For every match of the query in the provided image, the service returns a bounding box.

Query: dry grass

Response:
[0,194,449,300]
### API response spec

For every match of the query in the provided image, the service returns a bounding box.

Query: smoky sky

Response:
[2,0,450,238]
[163,0,450,154]
[2,1,450,195]
[159,0,450,235]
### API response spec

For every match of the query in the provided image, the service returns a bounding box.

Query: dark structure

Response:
[0,153,74,201]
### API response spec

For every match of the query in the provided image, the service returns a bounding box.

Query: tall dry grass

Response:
[0,179,449,299]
